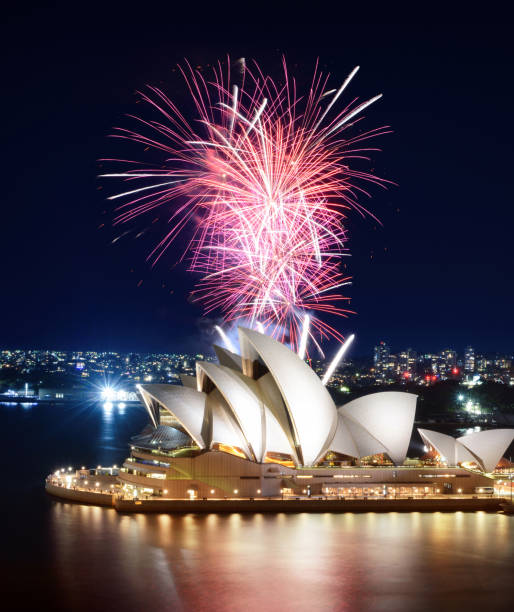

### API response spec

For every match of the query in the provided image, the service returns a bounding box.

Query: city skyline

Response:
[2,340,512,394]
[0,338,511,359]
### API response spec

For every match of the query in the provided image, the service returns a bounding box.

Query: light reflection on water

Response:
[48,504,514,612]
[3,402,514,611]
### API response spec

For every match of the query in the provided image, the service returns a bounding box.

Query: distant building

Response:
[373,341,390,377]
[438,349,457,376]
[494,357,511,371]
[464,346,475,373]
[39,387,71,400]
[398,348,417,378]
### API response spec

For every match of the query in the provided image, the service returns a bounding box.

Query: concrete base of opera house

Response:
[45,483,506,513]
[45,481,115,507]
[45,471,509,514]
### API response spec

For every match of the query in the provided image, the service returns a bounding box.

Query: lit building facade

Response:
[398,348,417,378]
[465,346,475,373]
[373,341,392,379]
[116,328,511,499]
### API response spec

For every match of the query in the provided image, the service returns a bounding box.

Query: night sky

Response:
[2,6,512,356]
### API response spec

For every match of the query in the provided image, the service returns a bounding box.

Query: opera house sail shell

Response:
[336,392,417,465]
[137,327,419,468]
[419,428,514,473]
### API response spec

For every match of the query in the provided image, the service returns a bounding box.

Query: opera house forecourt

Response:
[46,328,514,512]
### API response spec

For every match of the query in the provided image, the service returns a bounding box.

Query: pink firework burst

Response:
[101,57,391,350]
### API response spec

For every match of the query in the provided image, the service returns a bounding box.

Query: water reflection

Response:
[4,402,513,611]
[48,505,514,612]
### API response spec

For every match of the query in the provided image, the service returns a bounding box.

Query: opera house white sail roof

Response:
[137,327,421,467]
[337,392,417,465]
[418,428,514,473]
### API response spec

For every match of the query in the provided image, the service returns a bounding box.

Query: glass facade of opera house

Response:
[114,328,513,500]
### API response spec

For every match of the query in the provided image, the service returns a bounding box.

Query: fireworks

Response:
[101,58,390,351]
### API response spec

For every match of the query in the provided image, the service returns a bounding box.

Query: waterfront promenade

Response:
[45,475,507,514]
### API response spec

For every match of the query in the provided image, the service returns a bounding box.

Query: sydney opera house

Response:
[117,327,514,499]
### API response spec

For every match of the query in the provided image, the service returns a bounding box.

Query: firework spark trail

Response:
[298,314,310,360]
[215,325,236,353]
[322,334,355,385]
[102,58,390,350]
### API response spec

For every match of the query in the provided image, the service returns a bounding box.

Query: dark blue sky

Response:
[1,5,512,356]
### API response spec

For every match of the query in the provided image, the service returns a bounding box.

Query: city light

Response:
[100,386,116,401]
[464,400,482,415]
[100,386,132,402]
[2,343,512,398]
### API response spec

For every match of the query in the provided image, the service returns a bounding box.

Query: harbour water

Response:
[3,401,514,611]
